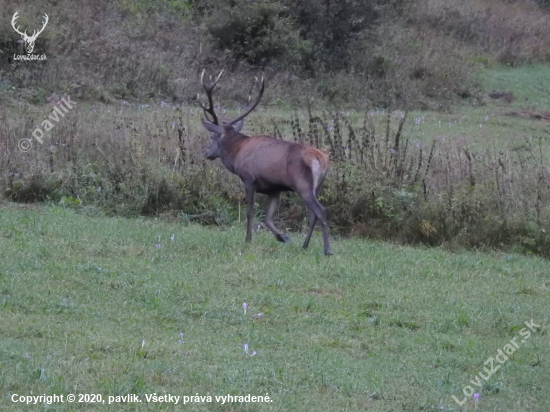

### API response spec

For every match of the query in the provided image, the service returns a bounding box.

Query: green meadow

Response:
[0,204,548,411]
[3,0,550,409]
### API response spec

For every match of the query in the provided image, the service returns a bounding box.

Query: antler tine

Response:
[25,13,50,40]
[32,13,49,39]
[11,10,27,37]
[227,75,265,126]
[214,69,224,84]
[198,69,224,125]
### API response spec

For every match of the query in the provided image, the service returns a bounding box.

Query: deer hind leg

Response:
[302,182,325,252]
[263,192,290,243]
[244,183,256,243]
[302,210,317,250]
[301,191,331,256]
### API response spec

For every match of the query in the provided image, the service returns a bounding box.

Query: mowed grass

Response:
[249,65,550,153]
[0,204,549,411]
[479,64,550,111]
[5,66,550,157]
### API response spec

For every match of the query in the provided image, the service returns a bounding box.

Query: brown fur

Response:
[199,74,331,255]
[220,132,328,194]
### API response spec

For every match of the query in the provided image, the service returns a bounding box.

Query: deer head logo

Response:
[11,11,49,54]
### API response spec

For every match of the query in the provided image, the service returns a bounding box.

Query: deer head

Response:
[12,11,49,54]
[198,69,264,159]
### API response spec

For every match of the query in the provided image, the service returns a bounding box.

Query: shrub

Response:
[205,0,300,68]
[2,105,549,257]
[6,0,550,107]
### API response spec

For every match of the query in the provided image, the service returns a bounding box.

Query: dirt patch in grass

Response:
[505,109,550,121]
[488,90,515,102]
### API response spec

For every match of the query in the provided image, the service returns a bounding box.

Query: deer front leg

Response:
[244,183,256,243]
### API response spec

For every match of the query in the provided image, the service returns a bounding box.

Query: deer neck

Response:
[220,132,248,174]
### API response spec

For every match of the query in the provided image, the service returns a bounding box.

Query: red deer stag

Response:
[198,70,331,255]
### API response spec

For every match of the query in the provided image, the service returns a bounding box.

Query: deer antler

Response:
[226,76,265,126]
[198,69,224,125]
[11,11,28,38]
[11,11,48,41]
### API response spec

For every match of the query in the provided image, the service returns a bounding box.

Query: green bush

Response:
[205,0,300,68]
[2,107,549,257]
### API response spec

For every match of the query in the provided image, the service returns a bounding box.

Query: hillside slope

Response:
[1,0,550,107]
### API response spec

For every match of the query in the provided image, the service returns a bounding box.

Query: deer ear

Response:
[232,119,244,132]
[201,119,223,135]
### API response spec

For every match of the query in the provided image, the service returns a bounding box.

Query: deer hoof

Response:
[277,234,291,243]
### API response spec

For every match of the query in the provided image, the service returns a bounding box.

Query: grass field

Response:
[3,67,549,173]
[247,65,550,152]
[1,204,548,411]
[4,65,550,151]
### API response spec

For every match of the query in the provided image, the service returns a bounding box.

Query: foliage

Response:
[1,97,549,257]
[282,0,382,74]
[1,0,549,106]
[205,0,300,68]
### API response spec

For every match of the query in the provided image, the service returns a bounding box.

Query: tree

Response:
[205,0,300,68]
[284,0,381,73]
